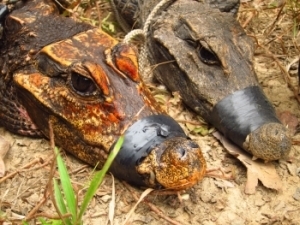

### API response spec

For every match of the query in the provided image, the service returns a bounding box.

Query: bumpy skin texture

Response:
[0,0,206,189]
[112,0,292,161]
[136,137,206,190]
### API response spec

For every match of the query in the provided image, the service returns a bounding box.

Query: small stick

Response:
[298,57,300,94]
[27,212,72,220]
[25,195,49,221]
[260,45,300,103]
[264,3,285,37]
[241,11,255,28]
[123,182,182,225]
[175,119,206,126]
[24,121,59,222]
[22,157,53,172]
[0,158,42,183]
[205,168,234,180]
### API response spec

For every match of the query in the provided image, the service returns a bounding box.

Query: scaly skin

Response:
[111,0,291,161]
[0,0,206,189]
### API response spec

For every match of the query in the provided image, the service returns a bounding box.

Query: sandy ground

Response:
[0,0,300,224]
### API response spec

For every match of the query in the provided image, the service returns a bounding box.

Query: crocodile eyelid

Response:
[82,61,110,96]
[36,53,67,77]
[105,48,128,80]
[185,39,197,48]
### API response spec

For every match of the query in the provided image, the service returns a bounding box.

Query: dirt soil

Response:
[1,0,300,224]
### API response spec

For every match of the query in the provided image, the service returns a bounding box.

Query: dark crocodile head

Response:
[0,0,206,189]
[149,1,291,161]
[149,1,292,161]
[112,0,291,161]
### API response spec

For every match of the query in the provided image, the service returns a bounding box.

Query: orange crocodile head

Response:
[14,28,160,164]
[12,26,206,189]
[0,0,207,190]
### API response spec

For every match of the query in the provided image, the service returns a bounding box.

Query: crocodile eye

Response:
[186,39,219,65]
[178,147,187,159]
[71,71,97,95]
[198,45,219,65]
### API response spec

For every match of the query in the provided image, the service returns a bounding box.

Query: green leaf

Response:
[37,218,64,225]
[54,147,77,223]
[53,179,71,225]
[78,136,124,221]
[101,13,116,34]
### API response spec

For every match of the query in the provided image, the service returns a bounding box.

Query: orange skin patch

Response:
[113,44,140,82]
[137,137,206,190]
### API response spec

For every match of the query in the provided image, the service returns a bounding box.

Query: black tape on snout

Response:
[210,86,280,148]
[108,115,187,188]
[0,5,8,23]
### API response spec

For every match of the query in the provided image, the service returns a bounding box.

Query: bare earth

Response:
[0,0,300,224]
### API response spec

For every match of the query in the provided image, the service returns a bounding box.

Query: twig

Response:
[25,195,49,221]
[0,158,43,183]
[150,190,183,196]
[241,11,256,28]
[259,45,300,103]
[122,182,182,225]
[264,3,285,37]
[22,157,53,172]
[70,165,89,175]
[175,119,206,126]
[205,168,234,180]
[28,212,72,220]
[24,121,59,222]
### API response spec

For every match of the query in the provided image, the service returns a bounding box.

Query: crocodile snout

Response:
[151,137,206,190]
[109,115,206,190]
[244,123,291,161]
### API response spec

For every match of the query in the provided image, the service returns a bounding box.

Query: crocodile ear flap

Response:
[203,0,240,16]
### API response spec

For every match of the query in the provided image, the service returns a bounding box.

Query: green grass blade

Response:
[78,136,124,221]
[37,218,64,225]
[54,147,77,222]
[53,179,71,225]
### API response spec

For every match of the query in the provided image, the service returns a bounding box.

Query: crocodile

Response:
[111,0,292,161]
[0,0,206,190]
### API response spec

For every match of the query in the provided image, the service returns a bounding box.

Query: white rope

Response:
[121,0,177,80]
[123,29,144,44]
[123,0,177,43]
[143,0,176,35]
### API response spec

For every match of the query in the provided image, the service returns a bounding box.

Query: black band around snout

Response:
[210,86,280,148]
[0,5,8,23]
[108,114,187,188]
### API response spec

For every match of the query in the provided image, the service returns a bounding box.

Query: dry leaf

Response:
[0,136,10,177]
[278,111,299,136]
[213,132,282,194]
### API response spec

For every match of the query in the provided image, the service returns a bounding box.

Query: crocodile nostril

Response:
[178,147,187,159]
[188,141,199,149]
[136,156,147,166]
